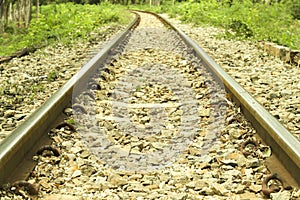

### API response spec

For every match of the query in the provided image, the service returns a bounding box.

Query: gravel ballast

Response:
[0,12,299,200]
[0,25,126,143]
[161,14,300,141]
[0,14,300,200]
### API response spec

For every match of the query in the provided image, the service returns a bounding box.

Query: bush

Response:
[226,19,253,39]
[290,2,300,20]
[159,0,300,49]
[0,3,131,56]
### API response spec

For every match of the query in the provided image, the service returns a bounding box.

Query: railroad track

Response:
[0,11,299,199]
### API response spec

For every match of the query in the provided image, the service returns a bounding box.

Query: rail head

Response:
[1,10,299,189]
[144,11,300,185]
[0,13,140,185]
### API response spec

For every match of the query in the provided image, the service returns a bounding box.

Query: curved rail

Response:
[0,13,140,185]
[147,12,300,185]
[0,11,299,189]
[176,21,300,185]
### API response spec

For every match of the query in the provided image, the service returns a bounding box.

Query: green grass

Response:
[133,0,300,50]
[0,3,132,56]
[2,1,298,55]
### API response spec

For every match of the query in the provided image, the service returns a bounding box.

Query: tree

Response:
[15,0,33,28]
[0,0,33,32]
[0,0,11,32]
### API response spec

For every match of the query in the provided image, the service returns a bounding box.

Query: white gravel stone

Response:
[160,14,300,141]
[0,25,125,143]
[270,190,292,200]
[1,11,299,200]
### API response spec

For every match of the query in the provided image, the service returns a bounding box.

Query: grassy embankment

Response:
[132,0,300,50]
[2,1,299,56]
[0,3,132,56]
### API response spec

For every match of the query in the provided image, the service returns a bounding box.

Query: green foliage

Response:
[47,70,59,82]
[226,19,253,39]
[289,1,300,20]
[0,3,131,56]
[66,118,76,125]
[158,0,300,49]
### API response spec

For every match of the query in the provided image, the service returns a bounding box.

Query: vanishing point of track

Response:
[0,11,300,199]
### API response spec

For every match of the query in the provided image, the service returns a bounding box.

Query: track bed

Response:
[0,11,299,200]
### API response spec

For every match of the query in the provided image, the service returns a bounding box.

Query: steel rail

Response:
[0,13,140,185]
[145,12,300,185]
[0,10,299,189]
